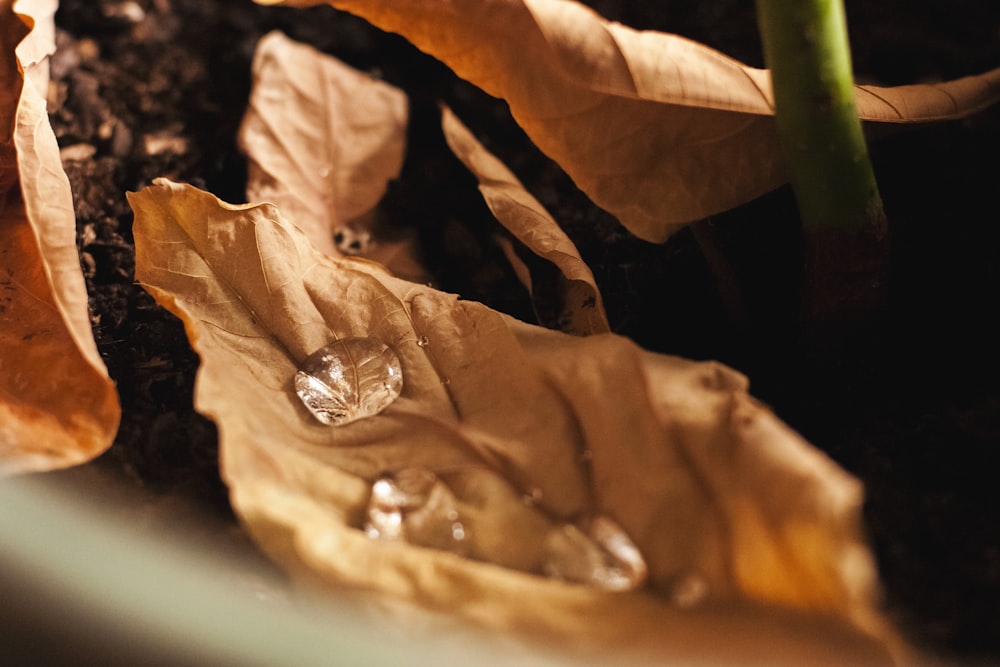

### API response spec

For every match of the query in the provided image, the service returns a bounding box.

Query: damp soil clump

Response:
[49,0,1000,663]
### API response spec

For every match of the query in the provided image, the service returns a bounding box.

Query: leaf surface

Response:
[257,0,1000,242]
[441,105,608,335]
[240,31,605,331]
[238,31,428,280]
[130,178,902,663]
[0,0,119,475]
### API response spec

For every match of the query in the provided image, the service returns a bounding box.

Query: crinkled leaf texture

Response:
[240,32,604,332]
[258,0,1000,242]
[238,31,428,280]
[0,0,119,475]
[130,178,900,664]
[441,105,609,336]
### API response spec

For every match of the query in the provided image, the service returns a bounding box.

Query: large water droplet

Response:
[294,337,403,426]
[543,515,647,591]
[364,468,469,555]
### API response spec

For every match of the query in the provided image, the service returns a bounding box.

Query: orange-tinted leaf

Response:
[257,0,1000,242]
[130,179,902,663]
[0,0,119,475]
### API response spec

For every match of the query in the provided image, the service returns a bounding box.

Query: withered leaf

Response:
[130,178,901,664]
[257,0,1000,242]
[238,31,427,281]
[441,105,608,336]
[0,0,119,475]
[241,33,602,331]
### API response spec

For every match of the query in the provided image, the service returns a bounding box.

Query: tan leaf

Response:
[0,0,119,475]
[441,105,608,335]
[238,31,428,281]
[256,0,1000,242]
[129,178,903,663]
[241,33,599,325]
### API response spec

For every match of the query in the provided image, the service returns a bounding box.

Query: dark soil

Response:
[48,0,1000,663]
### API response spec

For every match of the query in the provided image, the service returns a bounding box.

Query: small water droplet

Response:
[365,505,403,540]
[364,469,469,556]
[294,338,403,426]
[416,335,430,348]
[451,521,466,541]
[543,514,647,592]
[365,468,436,540]
[440,377,451,386]
[669,571,710,608]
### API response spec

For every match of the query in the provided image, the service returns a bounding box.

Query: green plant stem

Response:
[756,0,889,338]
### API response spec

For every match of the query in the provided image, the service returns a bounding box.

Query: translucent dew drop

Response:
[294,337,403,426]
[365,468,436,540]
[543,514,648,592]
[364,469,469,556]
[450,521,467,542]
[669,571,710,609]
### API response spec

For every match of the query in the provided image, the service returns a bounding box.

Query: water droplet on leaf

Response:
[365,468,436,540]
[543,514,647,591]
[451,521,467,541]
[294,337,403,426]
[364,468,469,555]
[416,335,430,348]
[669,571,710,608]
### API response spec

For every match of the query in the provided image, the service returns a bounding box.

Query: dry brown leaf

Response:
[257,0,1000,242]
[238,31,428,282]
[129,178,904,664]
[0,0,119,475]
[241,33,601,331]
[441,105,608,336]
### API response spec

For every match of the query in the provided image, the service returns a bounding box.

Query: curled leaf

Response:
[257,0,1000,241]
[0,0,119,475]
[130,179,900,663]
[441,105,608,335]
[241,32,599,326]
[238,30,425,280]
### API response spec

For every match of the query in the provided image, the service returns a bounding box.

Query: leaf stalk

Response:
[756,0,889,337]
